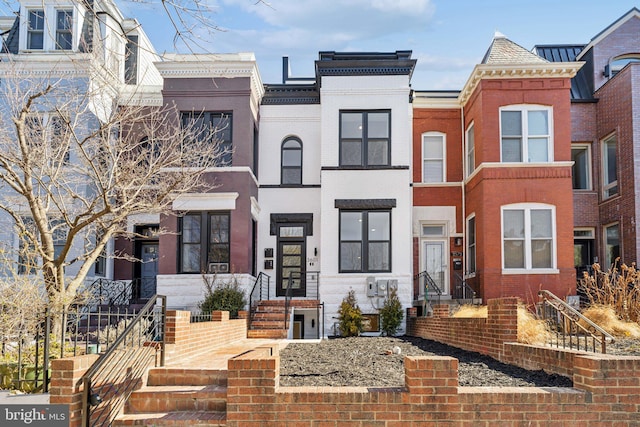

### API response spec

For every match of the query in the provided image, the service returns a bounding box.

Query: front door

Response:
[277,240,306,297]
[139,243,158,299]
[424,241,447,295]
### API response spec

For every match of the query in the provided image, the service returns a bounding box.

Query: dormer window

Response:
[26,10,44,49]
[55,10,73,50]
[21,5,77,52]
[605,54,640,78]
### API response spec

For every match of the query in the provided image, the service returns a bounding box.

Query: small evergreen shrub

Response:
[199,279,246,318]
[379,287,403,336]
[337,290,363,337]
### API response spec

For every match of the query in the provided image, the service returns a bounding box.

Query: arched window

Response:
[606,54,640,78]
[281,137,302,185]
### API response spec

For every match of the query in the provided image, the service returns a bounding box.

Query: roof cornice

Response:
[459,62,584,106]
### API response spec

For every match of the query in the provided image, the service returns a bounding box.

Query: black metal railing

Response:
[452,272,477,300]
[284,272,295,330]
[249,272,270,319]
[414,271,442,316]
[88,278,132,307]
[81,295,166,427]
[537,290,614,353]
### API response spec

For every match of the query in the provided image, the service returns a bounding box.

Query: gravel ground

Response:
[279,336,639,388]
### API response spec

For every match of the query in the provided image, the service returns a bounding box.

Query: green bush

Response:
[379,287,404,336]
[337,290,363,337]
[199,280,246,318]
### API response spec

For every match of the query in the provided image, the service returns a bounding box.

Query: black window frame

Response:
[339,209,391,273]
[180,111,233,166]
[339,110,391,167]
[281,136,302,185]
[178,211,231,273]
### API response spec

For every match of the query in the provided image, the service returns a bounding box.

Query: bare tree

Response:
[0,61,226,318]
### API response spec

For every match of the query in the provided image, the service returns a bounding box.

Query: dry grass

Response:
[579,262,640,323]
[580,305,640,338]
[451,304,551,345]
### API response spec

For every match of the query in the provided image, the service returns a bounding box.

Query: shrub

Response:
[199,278,246,318]
[337,290,363,337]
[379,288,403,336]
[578,262,640,323]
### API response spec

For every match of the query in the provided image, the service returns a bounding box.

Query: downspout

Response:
[460,100,466,279]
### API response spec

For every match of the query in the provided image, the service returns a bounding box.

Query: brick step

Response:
[256,300,320,308]
[126,385,227,413]
[252,312,287,320]
[112,410,226,426]
[147,368,227,387]
[247,329,288,339]
[248,320,288,329]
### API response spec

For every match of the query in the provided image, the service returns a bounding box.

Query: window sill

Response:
[501,268,559,275]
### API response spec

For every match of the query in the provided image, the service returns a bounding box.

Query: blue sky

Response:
[76,1,640,89]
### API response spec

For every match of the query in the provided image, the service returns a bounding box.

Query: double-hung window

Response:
[179,212,230,273]
[467,215,476,275]
[422,132,445,183]
[602,134,618,199]
[24,7,75,51]
[340,111,390,167]
[604,223,620,268]
[500,105,552,163]
[466,123,475,177]
[27,10,44,50]
[25,113,71,166]
[181,112,232,166]
[571,144,591,190]
[340,210,391,272]
[502,204,556,271]
[55,10,73,50]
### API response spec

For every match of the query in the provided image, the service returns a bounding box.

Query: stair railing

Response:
[248,272,270,328]
[537,290,614,353]
[81,295,166,427]
[452,272,477,300]
[283,271,296,330]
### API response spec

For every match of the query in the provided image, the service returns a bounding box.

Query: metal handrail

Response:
[81,295,166,427]
[283,271,295,330]
[537,290,614,353]
[453,272,476,300]
[248,272,270,327]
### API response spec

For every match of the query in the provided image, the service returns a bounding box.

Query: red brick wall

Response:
[462,77,576,303]
[225,343,640,426]
[595,65,639,265]
[50,355,100,427]
[163,310,248,363]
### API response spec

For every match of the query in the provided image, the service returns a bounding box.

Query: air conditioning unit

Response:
[208,262,229,273]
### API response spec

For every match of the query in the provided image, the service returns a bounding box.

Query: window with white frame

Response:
[22,6,77,51]
[500,105,552,163]
[422,132,445,183]
[571,144,591,190]
[55,10,73,50]
[27,9,44,49]
[604,223,620,268]
[467,215,476,274]
[602,134,618,199]
[466,123,475,177]
[24,112,71,166]
[502,204,556,271]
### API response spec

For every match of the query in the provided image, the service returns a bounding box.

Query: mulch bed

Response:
[279,335,638,388]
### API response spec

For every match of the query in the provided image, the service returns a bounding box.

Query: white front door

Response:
[423,241,448,295]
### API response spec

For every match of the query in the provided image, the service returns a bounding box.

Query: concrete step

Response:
[112,410,226,426]
[248,320,288,329]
